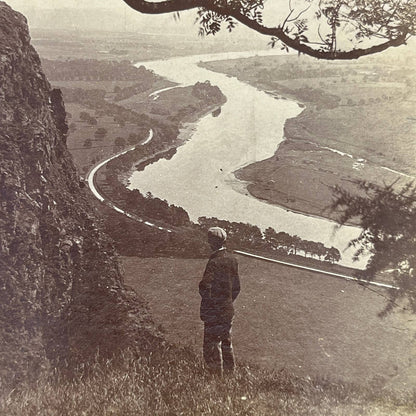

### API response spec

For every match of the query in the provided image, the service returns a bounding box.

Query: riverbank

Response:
[57,56,353,269]
[119,102,226,187]
[200,54,416,221]
[127,53,369,268]
[234,138,375,223]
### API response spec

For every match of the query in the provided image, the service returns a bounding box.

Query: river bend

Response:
[128,51,365,268]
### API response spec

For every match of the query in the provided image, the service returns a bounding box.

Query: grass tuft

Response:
[1,347,415,416]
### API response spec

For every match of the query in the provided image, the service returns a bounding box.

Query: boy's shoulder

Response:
[210,249,237,263]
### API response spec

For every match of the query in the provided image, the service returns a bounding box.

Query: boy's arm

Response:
[199,260,214,300]
[232,259,240,301]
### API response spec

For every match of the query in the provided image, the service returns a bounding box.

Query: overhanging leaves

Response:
[122,0,415,59]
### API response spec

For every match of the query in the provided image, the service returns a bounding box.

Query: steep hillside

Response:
[0,1,162,387]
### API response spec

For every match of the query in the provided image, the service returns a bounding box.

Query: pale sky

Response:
[5,0,289,28]
[5,0,272,41]
[5,0,212,37]
[7,0,130,9]
[6,0,413,51]
[6,0,191,28]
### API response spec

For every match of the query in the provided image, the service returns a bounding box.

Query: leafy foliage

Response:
[123,0,415,59]
[332,181,416,313]
[198,217,341,262]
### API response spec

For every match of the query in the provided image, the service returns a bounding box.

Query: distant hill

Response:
[7,2,268,47]
[14,6,159,33]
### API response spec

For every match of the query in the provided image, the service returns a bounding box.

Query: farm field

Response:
[201,52,416,220]
[49,77,223,176]
[64,102,148,175]
[30,27,265,62]
[123,255,416,391]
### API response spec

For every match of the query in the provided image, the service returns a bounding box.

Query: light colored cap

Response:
[207,227,227,242]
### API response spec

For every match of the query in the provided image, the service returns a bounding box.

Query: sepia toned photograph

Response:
[1,0,415,414]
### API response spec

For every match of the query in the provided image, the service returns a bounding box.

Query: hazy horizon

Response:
[7,0,133,9]
[4,0,274,49]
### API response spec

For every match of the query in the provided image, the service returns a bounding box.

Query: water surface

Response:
[129,51,365,268]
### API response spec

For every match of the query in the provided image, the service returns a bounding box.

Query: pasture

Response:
[123,254,416,391]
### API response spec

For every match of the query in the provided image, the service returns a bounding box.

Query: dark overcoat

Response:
[199,249,240,324]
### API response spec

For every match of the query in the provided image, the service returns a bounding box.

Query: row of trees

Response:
[103,194,342,264]
[61,86,155,132]
[124,190,190,227]
[42,59,158,83]
[97,176,190,227]
[100,142,342,264]
[198,217,341,263]
[264,227,341,263]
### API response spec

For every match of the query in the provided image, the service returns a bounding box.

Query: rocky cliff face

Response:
[0,2,161,386]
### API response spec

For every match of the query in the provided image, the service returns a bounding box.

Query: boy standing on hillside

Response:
[199,227,240,375]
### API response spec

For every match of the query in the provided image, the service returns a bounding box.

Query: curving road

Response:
[86,128,172,233]
[85,92,397,290]
[149,85,185,101]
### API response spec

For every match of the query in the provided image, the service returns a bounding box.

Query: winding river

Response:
[128,51,366,268]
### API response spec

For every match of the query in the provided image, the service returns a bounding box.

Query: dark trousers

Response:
[203,321,234,375]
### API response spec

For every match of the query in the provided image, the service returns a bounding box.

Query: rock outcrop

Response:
[0,2,161,387]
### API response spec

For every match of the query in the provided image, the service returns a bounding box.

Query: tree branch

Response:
[122,0,409,60]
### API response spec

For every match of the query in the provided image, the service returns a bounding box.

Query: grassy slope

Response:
[122,255,416,391]
[3,348,416,415]
[13,255,411,414]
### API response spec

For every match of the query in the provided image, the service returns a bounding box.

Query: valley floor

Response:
[201,54,416,221]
